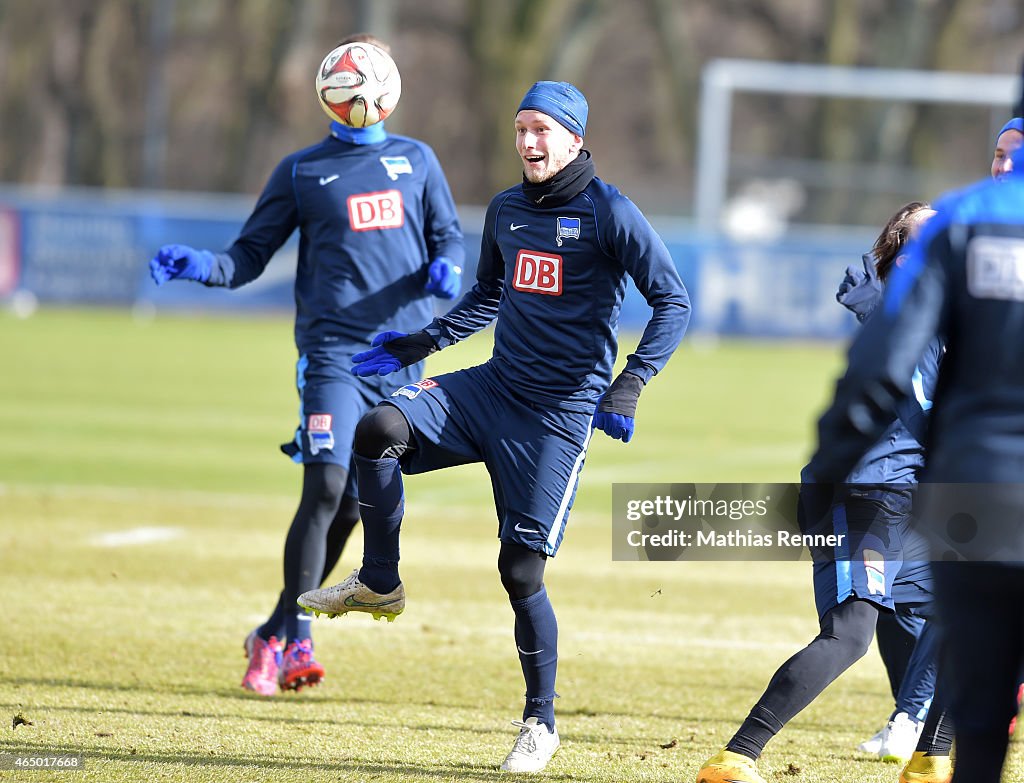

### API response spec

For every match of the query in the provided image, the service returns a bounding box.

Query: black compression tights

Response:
[727,598,879,760]
[263,463,361,641]
[283,463,348,598]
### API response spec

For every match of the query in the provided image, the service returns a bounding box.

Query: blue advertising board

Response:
[0,186,871,338]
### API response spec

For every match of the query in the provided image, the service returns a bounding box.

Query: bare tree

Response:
[464,0,608,196]
[0,0,1017,225]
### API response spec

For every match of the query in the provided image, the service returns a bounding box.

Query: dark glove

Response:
[836,253,882,323]
[351,330,438,377]
[149,244,214,286]
[593,371,645,443]
[424,257,462,299]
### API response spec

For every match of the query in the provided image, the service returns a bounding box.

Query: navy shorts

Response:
[382,362,594,556]
[801,485,933,619]
[281,349,419,495]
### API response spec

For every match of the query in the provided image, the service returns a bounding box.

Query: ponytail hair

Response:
[873,201,931,283]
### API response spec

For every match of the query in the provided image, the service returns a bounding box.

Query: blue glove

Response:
[592,372,645,443]
[592,411,635,443]
[352,330,438,377]
[424,257,462,299]
[836,253,882,323]
[149,244,214,286]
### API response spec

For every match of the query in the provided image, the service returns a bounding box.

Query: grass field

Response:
[1,307,1020,782]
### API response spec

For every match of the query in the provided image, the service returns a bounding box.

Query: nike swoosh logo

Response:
[510,223,528,231]
[517,647,545,656]
[319,175,339,185]
[358,501,375,508]
[514,523,539,534]
[343,595,400,608]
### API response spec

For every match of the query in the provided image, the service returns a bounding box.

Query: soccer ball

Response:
[315,42,401,128]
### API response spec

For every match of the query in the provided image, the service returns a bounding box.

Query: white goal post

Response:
[695,58,1021,231]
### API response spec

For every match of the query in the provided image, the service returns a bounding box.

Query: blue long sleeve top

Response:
[423,176,690,411]
[204,130,464,356]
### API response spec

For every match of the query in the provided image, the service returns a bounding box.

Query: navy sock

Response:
[354,453,404,593]
[511,586,558,731]
[288,614,313,645]
[264,590,314,646]
[258,595,287,643]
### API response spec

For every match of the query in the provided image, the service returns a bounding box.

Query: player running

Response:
[148,35,464,696]
[697,201,941,783]
[297,80,690,772]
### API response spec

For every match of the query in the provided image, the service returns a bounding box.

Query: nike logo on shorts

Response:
[514,523,539,534]
[319,174,339,185]
[510,223,528,231]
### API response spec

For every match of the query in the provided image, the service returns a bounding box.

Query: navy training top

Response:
[204,131,464,356]
[423,176,690,411]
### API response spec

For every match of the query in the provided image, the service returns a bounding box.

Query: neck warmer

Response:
[521,149,595,207]
[330,121,387,145]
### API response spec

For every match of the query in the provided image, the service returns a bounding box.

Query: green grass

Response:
[0,307,1020,782]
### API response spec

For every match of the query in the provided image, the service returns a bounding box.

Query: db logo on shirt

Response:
[348,190,405,231]
[513,250,563,296]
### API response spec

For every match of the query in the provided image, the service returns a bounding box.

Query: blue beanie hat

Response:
[517,81,588,137]
[996,117,1024,142]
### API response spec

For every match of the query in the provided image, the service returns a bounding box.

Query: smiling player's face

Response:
[514,111,583,184]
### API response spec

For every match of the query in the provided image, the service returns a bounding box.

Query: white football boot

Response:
[500,717,560,773]
[878,712,924,762]
[857,726,886,754]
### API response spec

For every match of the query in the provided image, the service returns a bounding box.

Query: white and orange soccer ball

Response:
[315,42,401,128]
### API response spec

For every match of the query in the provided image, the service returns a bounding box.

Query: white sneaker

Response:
[296,569,405,621]
[878,712,923,762]
[500,717,560,773]
[857,726,885,754]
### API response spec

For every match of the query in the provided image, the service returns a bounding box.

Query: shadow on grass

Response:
[1,674,440,706]
[0,674,722,728]
[4,673,795,751]
[0,698,652,751]
[0,739,587,781]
